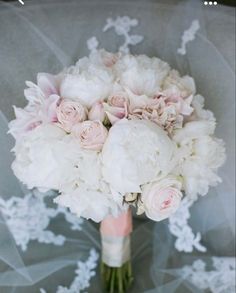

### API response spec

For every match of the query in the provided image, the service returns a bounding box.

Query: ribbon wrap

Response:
[100,209,132,267]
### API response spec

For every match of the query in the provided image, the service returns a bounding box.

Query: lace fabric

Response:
[178,257,236,293]
[0,190,84,251]
[40,249,99,293]
[0,0,235,292]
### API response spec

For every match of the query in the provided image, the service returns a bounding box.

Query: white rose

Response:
[102,119,176,194]
[141,176,183,221]
[115,54,170,96]
[61,61,114,108]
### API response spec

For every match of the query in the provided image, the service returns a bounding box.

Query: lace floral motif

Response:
[87,36,99,53]
[40,249,99,293]
[103,16,143,53]
[169,197,206,253]
[177,20,200,55]
[87,16,143,54]
[179,257,236,293]
[0,189,83,251]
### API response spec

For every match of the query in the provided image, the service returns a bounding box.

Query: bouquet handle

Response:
[100,209,133,293]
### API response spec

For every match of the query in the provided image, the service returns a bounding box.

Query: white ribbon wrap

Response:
[101,235,131,267]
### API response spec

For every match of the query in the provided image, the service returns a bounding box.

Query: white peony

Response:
[11,124,102,192]
[162,69,196,98]
[173,120,216,143]
[102,119,176,194]
[173,122,226,197]
[58,136,103,192]
[12,124,67,191]
[191,95,216,122]
[55,184,126,222]
[115,54,170,96]
[60,56,114,108]
[88,49,121,68]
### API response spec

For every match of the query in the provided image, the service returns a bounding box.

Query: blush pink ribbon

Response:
[100,209,133,267]
[100,209,133,237]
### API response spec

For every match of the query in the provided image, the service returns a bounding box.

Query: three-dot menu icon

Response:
[204,1,218,5]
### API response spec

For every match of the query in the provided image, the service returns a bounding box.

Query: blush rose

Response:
[141,176,183,221]
[56,99,87,132]
[73,120,108,151]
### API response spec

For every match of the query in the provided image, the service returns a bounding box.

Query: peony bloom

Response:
[56,99,87,132]
[102,119,176,194]
[188,95,215,122]
[89,49,121,67]
[141,176,183,221]
[60,57,114,108]
[173,120,216,143]
[73,120,108,151]
[54,184,125,223]
[162,70,196,99]
[11,124,67,191]
[173,122,226,197]
[88,101,105,122]
[11,123,104,193]
[115,54,170,96]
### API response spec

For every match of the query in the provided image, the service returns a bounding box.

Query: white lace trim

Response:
[0,189,84,251]
[179,257,236,293]
[86,36,99,53]
[177,20,200,55]
[103,16,143,53]
[169,197,207,253]
[87,16,143,54]
[40,249,99,293]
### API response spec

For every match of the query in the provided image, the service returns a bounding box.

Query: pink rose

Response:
[88,102,105,122]
[56,99,87,132]
[141,176,183,221]
[108,94,128,108]
[104,93,129,125]
[73,120,108,151]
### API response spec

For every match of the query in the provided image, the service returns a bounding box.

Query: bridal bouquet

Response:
[9,50,225,293]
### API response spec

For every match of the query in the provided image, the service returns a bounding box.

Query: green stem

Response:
[101,261,133,293]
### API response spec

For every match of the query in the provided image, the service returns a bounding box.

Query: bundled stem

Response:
[100,209,133,293]
[101,260,133,293]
